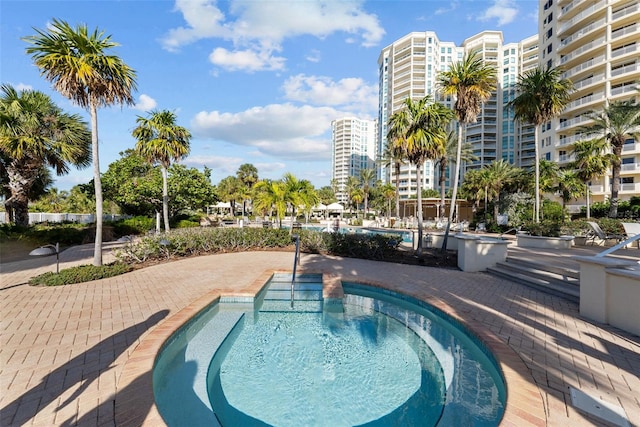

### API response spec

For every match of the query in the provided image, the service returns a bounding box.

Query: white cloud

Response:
[477,0,519,26]
[191,103,339,160]
[133,94,158,111]
[15,83,33,91]
[435,1,459,15]
[162,0,385,72]
[209,47,286,72]
[305,50,321,63]
[184,154,245,175]
[160,0,230,52]
[282,74,377,114]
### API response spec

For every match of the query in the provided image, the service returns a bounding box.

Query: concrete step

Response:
[497,260,580,286]
[505,256,580,279]
[487,264,579,303]
[263,288,323,301]
[259,299,323,313]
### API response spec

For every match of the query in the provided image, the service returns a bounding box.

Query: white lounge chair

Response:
[585,221,625,245]
[621,222,640,248]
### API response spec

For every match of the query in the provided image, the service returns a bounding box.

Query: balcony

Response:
[572,73,605,92]
[611,23,638,41]
[558,0,606,34]
[611,82,639,97]
[559,19,606,51]
[560,36,606,65]
[611,2,639,22]
[563,55,606,80]
[620,182,640,193]
[558,154,575,163]
[622,143,640,152]
[611,43,639,59]
[611,62,639,79]
[621,162,640,172]
[564,91,605,113]
[557,115,592,131]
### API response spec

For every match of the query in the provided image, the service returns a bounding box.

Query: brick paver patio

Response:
[1,244,639,426]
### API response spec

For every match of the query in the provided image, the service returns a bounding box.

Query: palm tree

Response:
[253,179,287,227]
[344,175,360,215]
[359,168,376,216]
[282,172,304,230]
[435,129,476,219]
[378,141,407,219]
[24,19,137,265]
[132,110,191,232]
[438,52,497,224]
[570,138,612,218]
[538,159,559,219]
[483,160,517,224]
[508,66,573,223]
[581,101,640,218]
[387,96,453,252]
[380,182,396,221]
[0,84,91,225]
[555,170,584,216]
[236,163,258,217]
[298,180,319,223]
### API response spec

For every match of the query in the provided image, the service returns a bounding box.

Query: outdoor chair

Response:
[585,221,625,246]
[621,222,640,249]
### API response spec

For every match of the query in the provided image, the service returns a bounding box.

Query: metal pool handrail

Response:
[291,234,301,307]
[595,233,640,257]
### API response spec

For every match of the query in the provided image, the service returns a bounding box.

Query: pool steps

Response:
[259,273,323,313]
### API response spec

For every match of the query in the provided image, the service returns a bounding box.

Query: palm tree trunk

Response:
[448,127,464,223]
[534,125,540,223]
[439,160,447,220]
[609,144,622,218]
[90,103,103,266]
[6,165,34,226]
[416,162,424,253]
[586,184,591,219]
[162,165,170,232]
[394,162,400,219]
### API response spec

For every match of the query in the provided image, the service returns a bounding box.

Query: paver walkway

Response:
[1,243,639,426]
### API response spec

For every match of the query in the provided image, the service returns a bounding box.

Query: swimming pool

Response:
[153,274,505,426]
[287,224,414,243]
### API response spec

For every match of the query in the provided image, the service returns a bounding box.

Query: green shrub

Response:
[110,216,154,236]
[29,263,132,286]
[174,220,200,228]
[523,220,561,237]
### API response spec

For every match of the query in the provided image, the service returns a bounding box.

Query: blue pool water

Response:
[153,274,505,426]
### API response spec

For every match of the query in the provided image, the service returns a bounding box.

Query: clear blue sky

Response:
[1,0,539,191]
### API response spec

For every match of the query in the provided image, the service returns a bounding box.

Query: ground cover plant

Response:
[28,263,132,286]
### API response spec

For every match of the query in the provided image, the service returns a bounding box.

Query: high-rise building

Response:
[377,31,537,200]
[377,32,461,201]
[540,0,640,208]
[331,117,377,205]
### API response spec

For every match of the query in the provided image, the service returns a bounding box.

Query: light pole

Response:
[29,243,60,273]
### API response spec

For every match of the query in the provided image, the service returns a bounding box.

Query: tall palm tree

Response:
[538,159,559,219]
[298,180,319,223]
[570,138,612,218]
[344,175,360,216]
[359,168,376,216]
[380,182,396,220]
[24,19,137,265]
[435,129,476,219]
[282,172,304,230]
[438,52,497,223]
[483,160,517,224]
[508,66,573,223]
[253,179,287,227]
[387,96,453,252]
[0,84,91,225]
[581,101,640,218]
[555,170,584,216]
[378,141,407,219]
[132,110,191,232]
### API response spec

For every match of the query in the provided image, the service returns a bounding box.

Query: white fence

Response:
[0,212,128,224]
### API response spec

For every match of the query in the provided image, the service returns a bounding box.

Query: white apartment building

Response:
[540,0,640,207]
[331,117,377,205]
[377,32,461,201]
[377,31,538,199]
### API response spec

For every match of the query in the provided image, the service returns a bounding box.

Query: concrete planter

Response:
[457,235,510,272]
[427,233,460,251]
[516,234,574,249]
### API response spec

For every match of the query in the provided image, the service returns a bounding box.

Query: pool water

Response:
[153,274,505,426]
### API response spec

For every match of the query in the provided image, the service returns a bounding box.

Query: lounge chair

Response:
[585,221,625,246]
[621,222,640,248]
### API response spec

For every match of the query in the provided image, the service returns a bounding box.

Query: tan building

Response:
[540,0,640,211]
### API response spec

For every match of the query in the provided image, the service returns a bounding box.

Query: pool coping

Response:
[115,269,546,426]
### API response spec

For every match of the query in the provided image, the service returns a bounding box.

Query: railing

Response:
[595,234,640,258]
[290,234,301,308]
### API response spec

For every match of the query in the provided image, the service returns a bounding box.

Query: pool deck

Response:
[1,242,639,426]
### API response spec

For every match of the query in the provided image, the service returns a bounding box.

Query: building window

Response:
[547,44,552,53]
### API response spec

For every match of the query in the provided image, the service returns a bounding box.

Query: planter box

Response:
[457,235,510,272]
[516,234,574,249]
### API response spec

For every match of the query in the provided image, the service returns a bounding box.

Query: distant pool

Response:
[153,274,505,426]
[286,224,413,243]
